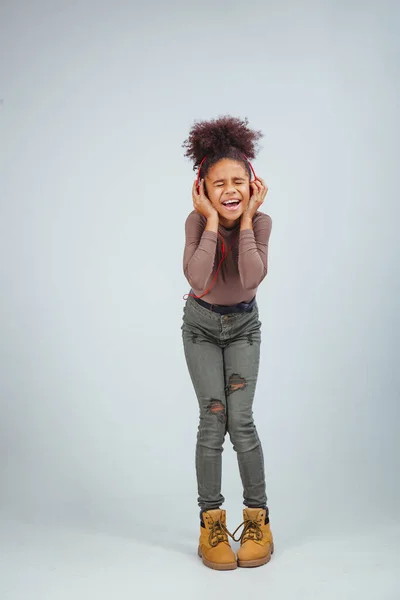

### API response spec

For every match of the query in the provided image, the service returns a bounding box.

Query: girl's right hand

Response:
[192,180,218,220]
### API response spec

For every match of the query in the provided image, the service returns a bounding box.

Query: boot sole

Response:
[237,542,274,569]
[197,547,238,571]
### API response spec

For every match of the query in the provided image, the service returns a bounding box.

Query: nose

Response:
[224,182,236,195]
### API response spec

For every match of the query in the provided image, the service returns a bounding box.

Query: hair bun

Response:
[183,115,262,168]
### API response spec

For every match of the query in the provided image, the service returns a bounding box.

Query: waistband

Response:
[191,294,256,315]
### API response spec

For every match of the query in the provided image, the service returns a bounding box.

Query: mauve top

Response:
[183,210,272,305]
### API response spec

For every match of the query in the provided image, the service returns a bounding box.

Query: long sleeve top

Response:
[183,210,272,305]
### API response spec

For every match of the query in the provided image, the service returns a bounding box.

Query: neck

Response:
[219,216,240,229]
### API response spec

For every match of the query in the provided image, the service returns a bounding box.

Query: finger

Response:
[252,181,262,196]
[192,180,200,197]
[251,181,260,199]
[258,178,268,194]
[261,180,268,198]
[195,179,202,198]
[258,178,268,196]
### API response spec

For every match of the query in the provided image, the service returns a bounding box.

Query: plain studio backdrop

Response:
[0,0,399,598]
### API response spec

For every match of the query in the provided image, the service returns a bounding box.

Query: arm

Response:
[183,211,219,290]
[238,213,272,290]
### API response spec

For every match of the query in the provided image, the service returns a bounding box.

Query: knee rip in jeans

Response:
[206,399,226,424]
[226,373,247,396]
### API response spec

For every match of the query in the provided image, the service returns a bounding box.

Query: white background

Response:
[1,1,399,598]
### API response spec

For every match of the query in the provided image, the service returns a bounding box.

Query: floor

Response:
[0,516,399,599]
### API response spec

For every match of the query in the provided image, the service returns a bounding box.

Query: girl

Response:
[181,116,274,571]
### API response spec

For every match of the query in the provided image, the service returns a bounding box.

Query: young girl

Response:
[181,116,274,571]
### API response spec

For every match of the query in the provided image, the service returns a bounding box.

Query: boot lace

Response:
[232,518,263,543]
[208,519,233,548]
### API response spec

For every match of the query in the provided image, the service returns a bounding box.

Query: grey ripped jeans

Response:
[182,295,268,511]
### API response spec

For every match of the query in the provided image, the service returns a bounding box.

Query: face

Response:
[204,159,251,228]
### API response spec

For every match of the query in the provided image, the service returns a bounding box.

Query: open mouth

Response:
[221,199,241,211]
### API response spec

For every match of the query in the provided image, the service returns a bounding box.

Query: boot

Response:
[198,509,237,570]
[234,507,274,568]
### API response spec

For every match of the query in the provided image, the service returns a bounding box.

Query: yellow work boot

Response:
[198,509,237,570]
[235,507,274,568]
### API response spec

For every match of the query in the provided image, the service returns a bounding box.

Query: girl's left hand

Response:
[243,178,268,218]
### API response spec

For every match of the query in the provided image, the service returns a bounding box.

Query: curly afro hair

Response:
[182,115,263,178]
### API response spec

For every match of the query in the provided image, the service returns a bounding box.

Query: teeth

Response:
[223,200,239,205]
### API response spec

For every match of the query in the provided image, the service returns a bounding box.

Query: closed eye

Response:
[214,180,245,187]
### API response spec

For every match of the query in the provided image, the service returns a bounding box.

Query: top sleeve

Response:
[238,213,272,290]
[183,211,218,291]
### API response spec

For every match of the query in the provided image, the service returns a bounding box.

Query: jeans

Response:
[182,296,268,511]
